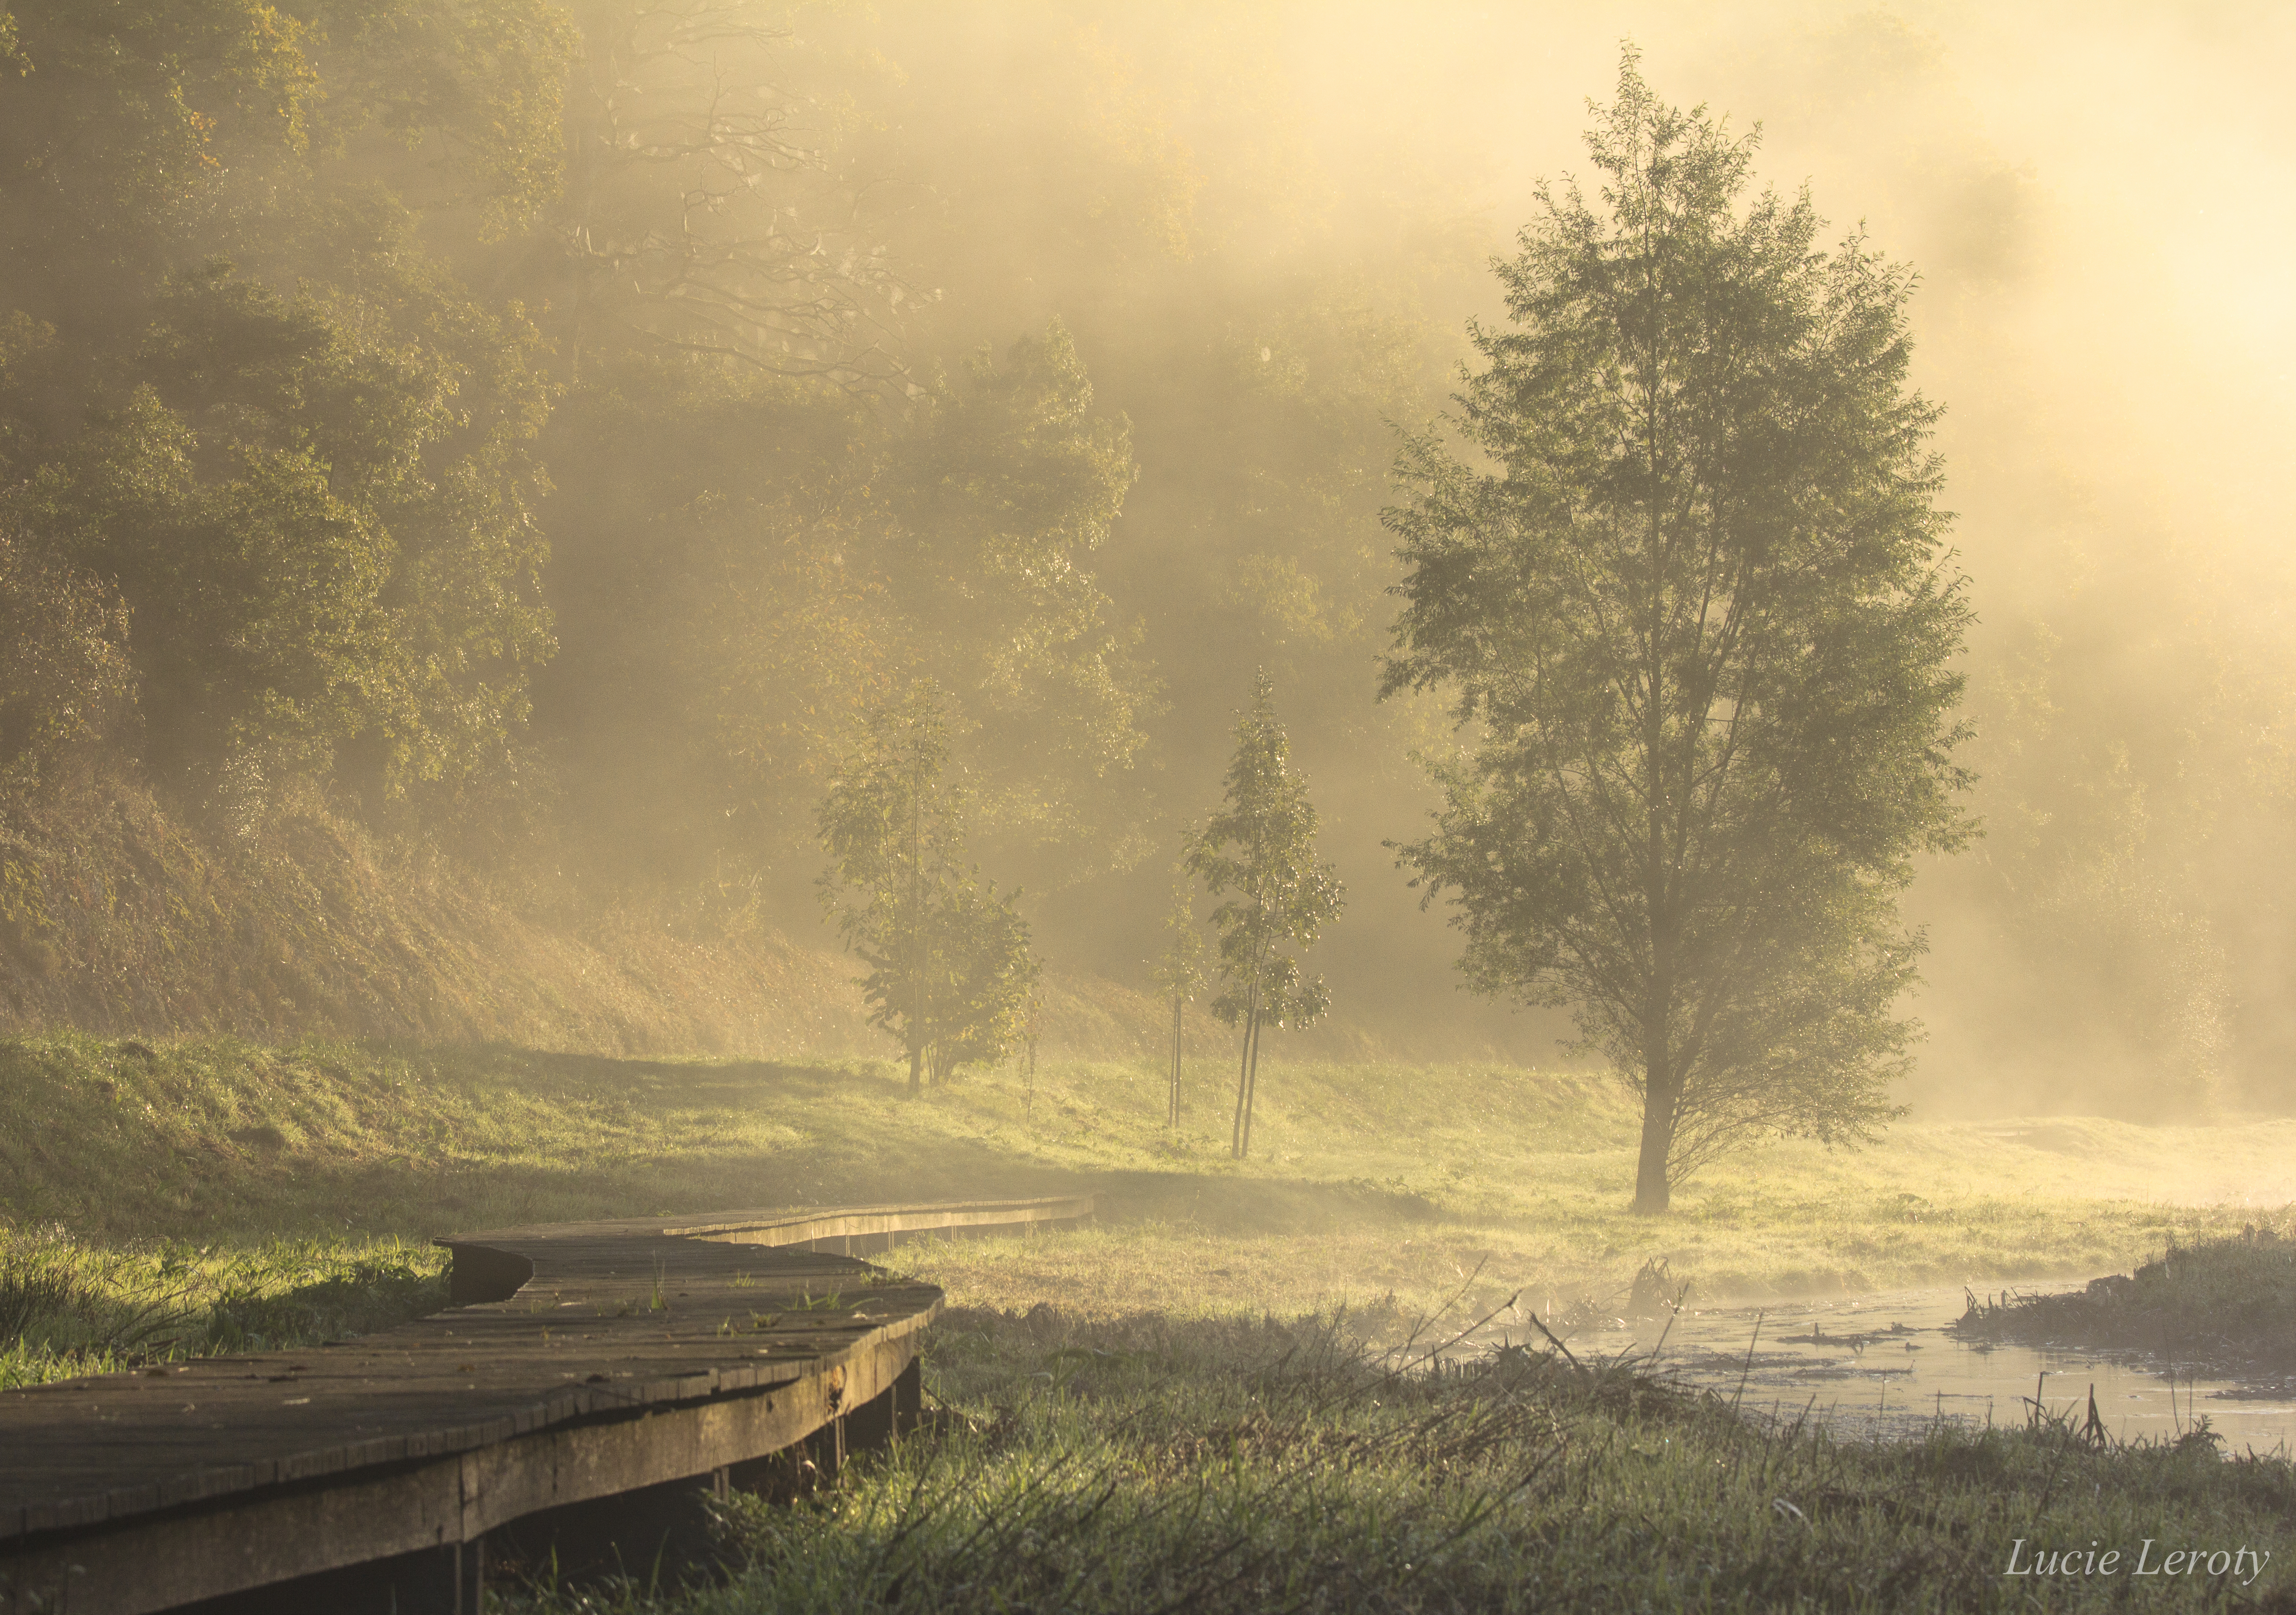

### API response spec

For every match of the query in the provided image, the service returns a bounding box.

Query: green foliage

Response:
[818,686,1038,1091]
[6,257,554,813]
[0,2,564,838]
[1147,875,1209,1006]
[917,877,1039,1085]
[0,520,130,799]
[1191,674,1344,1033]
[1382,55,1974,1212]
[0,1,322,308]
[540,326,1152,903]
[890,322,1152,879]
[302,0,577,233]
[1189,672,1342,1159]
[817,685,962,988]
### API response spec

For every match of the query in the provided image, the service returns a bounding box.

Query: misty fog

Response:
[757,2,2296,1117]
[5,0,2290,1116]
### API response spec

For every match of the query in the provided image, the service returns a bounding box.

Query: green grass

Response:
[483,1301,2296,1613]
[2,1031,2284,1360]
[1960,1224,2296,1370]
[0,1229,445,1389]
[1,1031,2288,1381]
[4,1034,2281,1280]
[10,1032,2296,1608]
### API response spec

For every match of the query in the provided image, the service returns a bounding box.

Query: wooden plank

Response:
[0,1334,919,1615]
[0,1196,1094,1612]
[1,1446,466,1615]
[663,1195,1098,1246]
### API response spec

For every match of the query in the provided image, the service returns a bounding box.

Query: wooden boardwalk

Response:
[0,1195,1093,1614]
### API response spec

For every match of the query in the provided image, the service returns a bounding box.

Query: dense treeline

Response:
[0,1,562,827]
[0,2,2289,1112]
[0,0,1439,995]
[0,2,1156,885]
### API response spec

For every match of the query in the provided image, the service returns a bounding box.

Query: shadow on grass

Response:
[220,1142,1450,1243]
[2,1039,1455,1245]
[292,1047,1455,1238]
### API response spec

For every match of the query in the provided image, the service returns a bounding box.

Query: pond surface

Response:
[1472,1286,2296,1456]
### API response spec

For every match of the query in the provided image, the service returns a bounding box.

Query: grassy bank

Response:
[2,1033,2281,1290]
[9,1034,2296,1608]
[486,1302,2296,1614]
[0,775,1444,1066]
[4,1033,2288,1390]
[1960,1224,2296,1372]
[0,1231,445,1391]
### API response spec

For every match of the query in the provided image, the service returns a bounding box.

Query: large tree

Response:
[1382,56,1975,1213]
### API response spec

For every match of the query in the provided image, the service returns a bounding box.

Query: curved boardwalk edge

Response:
[0,1195,1093,1615]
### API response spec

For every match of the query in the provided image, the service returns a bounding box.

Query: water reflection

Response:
[1473,1286,2296,1456]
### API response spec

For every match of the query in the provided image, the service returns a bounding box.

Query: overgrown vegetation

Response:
[1959,1223,2296,1373]
[486,1303,2292,1612]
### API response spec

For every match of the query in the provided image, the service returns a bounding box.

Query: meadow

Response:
[486,1301,2296,1615]
[7,1034,2296,1609]
[2,1032,2285,1387]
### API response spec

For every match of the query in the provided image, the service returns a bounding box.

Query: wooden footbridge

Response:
[0,1195,1093,1613]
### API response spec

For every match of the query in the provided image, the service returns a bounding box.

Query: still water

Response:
[1475,1286,2296,1456]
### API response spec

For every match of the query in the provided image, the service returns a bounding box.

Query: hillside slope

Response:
[5,1033,2279,1304]
[0,776,1349,1064]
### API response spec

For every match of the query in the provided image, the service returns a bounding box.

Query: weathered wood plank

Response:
[0,1196,1089,1613]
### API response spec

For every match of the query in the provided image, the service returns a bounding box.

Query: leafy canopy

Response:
[1382,53,1974,1205]
[0,0,571,836]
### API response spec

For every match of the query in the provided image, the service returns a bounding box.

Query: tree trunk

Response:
[1239,1010,1264,1159]
[908,792,924,1098]
[1169,995,1183,1127]
[1631,1080,1674,1214]
[1230,984,1259,1159]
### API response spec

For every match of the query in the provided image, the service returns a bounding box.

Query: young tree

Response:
[921,872,1039,1085]
[817,683,1037,1093]
[1147,873,1208,1127]
[817,684,959,1094]
[1381,55,1975,1214]
[1189,673,1344,1160]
